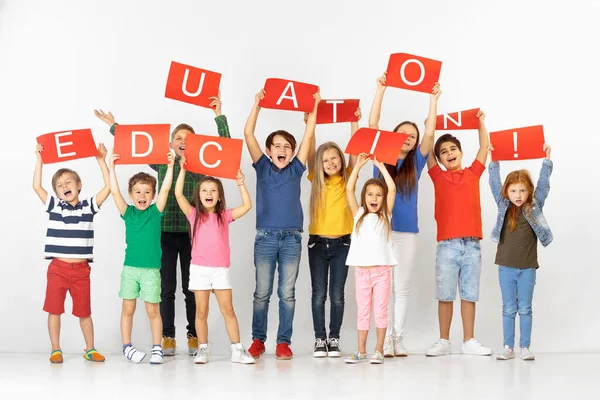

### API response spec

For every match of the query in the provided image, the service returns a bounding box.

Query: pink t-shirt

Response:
[187,208,234,268]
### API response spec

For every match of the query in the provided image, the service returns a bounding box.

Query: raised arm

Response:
[174,156,193,217]
[244,90,266,163]
[32,144,48,204]
[95,143,111,207]
[346,153,370,217]
[487,144,504,205]
[368,73,387,129]
[109,153,128,216]
[475,110,490,165]
[348,107,361,169]
[232,170,252,220]
[427,150,438,170]
[209,92,232,138]
[297,92,321,166]
[421,83,441,157]
[534,144,552,208]
[372,156,396,212]
[156,152,174,212]
[305,112,317,175]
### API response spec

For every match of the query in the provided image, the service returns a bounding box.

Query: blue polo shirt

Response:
[253,154,306,230]
[373,146,428,233]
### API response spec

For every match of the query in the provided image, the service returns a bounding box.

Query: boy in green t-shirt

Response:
[109,150,174,364]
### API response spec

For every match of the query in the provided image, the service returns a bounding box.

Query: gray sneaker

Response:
[496,345,515,360]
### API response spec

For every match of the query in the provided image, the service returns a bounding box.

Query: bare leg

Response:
[461,299,476,341]
[194,290,211,344]
[48,314,61,350]
[145,302,163,345]
[79,316,95,351]
[121,300,136,345]
[375,327,386,353]
[358,330,368,354]
[438,301,453,340]
[213,290,240,343]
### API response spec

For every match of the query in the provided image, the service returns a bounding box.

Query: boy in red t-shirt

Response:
[425,110,492,357]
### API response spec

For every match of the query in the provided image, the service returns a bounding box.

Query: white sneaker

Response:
[231,343,255,364]
[461,338,492,356]
[193,344,209,364]
[425,339,451,356]
[370,351,384,364]
[521,348,535,361]
[149,346,164,364]
[393,336,408,357]
[496,345,515,360]
[383,336,394,357]
[123,345,146,363]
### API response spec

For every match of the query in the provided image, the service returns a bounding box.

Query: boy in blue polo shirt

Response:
[243,89,320,360]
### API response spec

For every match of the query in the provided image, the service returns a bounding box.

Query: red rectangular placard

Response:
[36,129,97,164]
[165,61,221,109]
[386,53,442,94]
[316,99,360,124]
[344,128,409,165]
[436,108,480,130]
[259,78,319,112]
[114,124,171,165]
[184,134,244,179]
[490,125,546,161]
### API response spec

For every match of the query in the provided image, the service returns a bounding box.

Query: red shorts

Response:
[43,259,92,317]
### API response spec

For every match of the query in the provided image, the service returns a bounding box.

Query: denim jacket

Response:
[489,159,553,247]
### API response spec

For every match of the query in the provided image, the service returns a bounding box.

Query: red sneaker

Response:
[275,343,293,360]
[248,339,265,359]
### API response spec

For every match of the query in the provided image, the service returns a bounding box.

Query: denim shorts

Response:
[435,238,481,302]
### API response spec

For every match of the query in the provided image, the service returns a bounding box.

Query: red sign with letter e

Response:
[165,61,221,109]
[114,124,171,165]
[386,53,442,94]
[490,125,546,161]
[184,135,243,179]
[316,99,360,124]
[345,128,409,165]
[36,129,98,164]
[436,108,480,130]
[259,78,319,112]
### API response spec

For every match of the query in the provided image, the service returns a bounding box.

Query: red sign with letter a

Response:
[259,78,319,112]
[184,135,244,179]
[36,129,98,164]
[114,124,171,165]
[436,108,480,130]
[165,61,221,109]
[386,53,442,94]
[316,99,360,124]
[490,125,546,161]
[344,128,409,165]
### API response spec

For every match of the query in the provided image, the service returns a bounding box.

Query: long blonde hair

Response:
[309,142,348,227]
[356,178,392,240]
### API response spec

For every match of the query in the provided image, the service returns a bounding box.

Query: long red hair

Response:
[501,169,534,232]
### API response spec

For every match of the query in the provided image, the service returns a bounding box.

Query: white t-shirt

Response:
[346,207,397,267]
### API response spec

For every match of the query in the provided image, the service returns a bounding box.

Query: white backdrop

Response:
[1,0,598,355]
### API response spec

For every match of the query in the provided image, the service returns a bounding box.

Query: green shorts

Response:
[119,266,161,303]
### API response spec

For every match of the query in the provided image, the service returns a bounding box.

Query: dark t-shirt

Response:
[495,210,539,269]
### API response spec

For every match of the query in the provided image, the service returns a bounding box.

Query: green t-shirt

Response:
[122,204,163,269]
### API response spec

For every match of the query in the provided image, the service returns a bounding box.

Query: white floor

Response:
[1,351,597,399]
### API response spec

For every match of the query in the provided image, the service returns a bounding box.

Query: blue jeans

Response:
[308,234,350,340]
[435,238,482,302]
[252,229,302,345]
[498,265,536,348]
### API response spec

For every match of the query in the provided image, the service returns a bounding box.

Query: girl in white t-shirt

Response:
[344,153,397,364]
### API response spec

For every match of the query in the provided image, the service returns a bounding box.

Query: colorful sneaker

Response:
[370,351,384,364]
[327,338,342,358]
[162,336,176,356]
[461,338,492,356]
[521,348,535,361]
[275,343,293,360]
[393,336,408,357]
[425,339,451,357]
[123,345,146,363]
[187,333,198,356]
[496,345,515,360]
[150,346,164,364]
[345,351,367,364]
[313,338,328,358]
[248,339,265,359]
[231,343,255,364]
[49,350,63,364]
[83,348,105,362]
[383,336,394,357]
[193,344,209,364]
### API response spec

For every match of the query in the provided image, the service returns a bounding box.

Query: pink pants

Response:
[355,266,391,330]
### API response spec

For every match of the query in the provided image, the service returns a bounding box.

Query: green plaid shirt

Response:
[110,115,231,232]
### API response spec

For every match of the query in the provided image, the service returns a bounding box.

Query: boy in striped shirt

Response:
[33,142,111,363]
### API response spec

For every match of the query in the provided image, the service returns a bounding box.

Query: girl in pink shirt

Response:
[175,158,254,364]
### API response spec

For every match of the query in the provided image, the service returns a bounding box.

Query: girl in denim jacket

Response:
[488,144,553,361]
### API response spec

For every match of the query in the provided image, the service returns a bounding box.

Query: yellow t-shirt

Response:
[308,167,354,236]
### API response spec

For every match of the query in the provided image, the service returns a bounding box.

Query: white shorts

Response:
[189,264,232,290]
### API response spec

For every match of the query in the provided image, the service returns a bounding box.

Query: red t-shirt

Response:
[428,160,485,242]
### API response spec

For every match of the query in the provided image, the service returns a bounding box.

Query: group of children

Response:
[33,75,553,366]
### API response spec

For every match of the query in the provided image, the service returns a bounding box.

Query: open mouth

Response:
[369,202,378,209]
[447,156,457,163]
[63,190,72,197]
[178,145,185,152]
[204,198,214,205]
[138,200,148,207]
[276,154,286,163]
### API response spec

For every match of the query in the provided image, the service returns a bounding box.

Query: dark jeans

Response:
[160,232,196,338]
[308,234,350,340]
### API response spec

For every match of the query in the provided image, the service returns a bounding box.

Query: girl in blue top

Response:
[369,72,441,356]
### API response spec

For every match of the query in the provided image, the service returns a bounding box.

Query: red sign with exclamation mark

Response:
[490,125,546,161]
